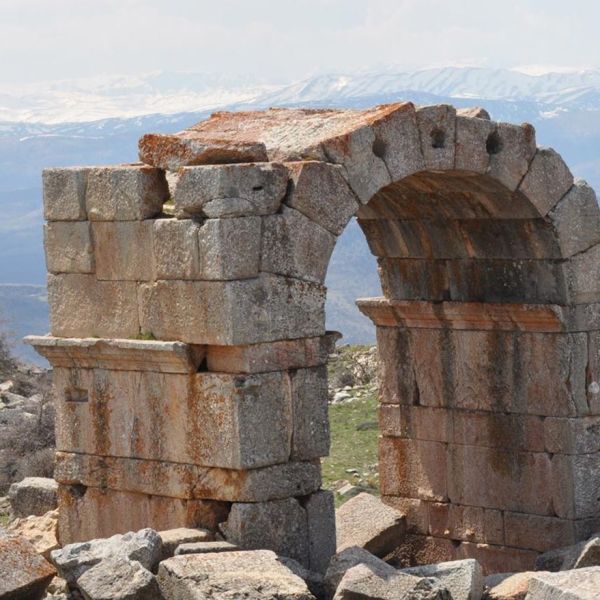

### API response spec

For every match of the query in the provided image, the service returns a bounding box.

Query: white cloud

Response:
[1,0,599,86]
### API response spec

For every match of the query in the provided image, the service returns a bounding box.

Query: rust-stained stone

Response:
[0,535,56,599]
[55,452,321,502]
[57,485,229,545]
[52,368,294,469]
[26,335,205,373]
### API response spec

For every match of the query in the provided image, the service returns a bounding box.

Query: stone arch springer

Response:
[28,102,600,573]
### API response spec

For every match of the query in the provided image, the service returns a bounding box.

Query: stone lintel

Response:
[206,331,341,374]
[356,297,600,333]
[54,452,321,502]
[25,335,205,373]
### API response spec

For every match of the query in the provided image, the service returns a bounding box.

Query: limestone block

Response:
[325,546,396,597]
[175,541,239,555]
[53,368,293,469]
[57,486,229,545]
[44,222,94,273]
[0,535,56,599]
[261,206,337,283]
[199,216,262,279]
[552,452,600,519]
[416,104,457,171]
[138,274,326,345]
[401,559,484,600]
[568,243,600,303]
[174,163,288,218]
[85,165,168,221]
[76,557,161,600]
[6,510,59,559]
[535,537,600,572]
[139,131,269,170]
[455,115,496,173]
[487,122,537,192]
[549,180,600,257]
[27,335,204,374]
[379,437,448,502]
[503,512,579,552]
[485,571,546,600]
[55,452,321,502]
[153,219,201,279]
[457,106,491,119]
[544,417,600,454]
[285,161,359,235]
[8,477,58,518]
[43,167,89,221]
[92,220,154,281]
[223,499,310,566]
[586,330,600,415]
[206,333,337,373]
[427,501,505,546]
[382,496,430,537]
[288,366,330,460]
[334,563,450,600]
[370,102,425,182]
[519,147,574,216]
[448,444,554,516]
[158,527,214,560]
[48,274,140,338]
[527,568,600,600]
[336,492,406,557]
[320,123,391,204]
[50,527,162,585]
[157,550,315,599]
[378,405,453,444]
[304,490,336,574]
[379,256,568,304]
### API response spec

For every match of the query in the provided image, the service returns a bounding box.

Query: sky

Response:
[1,0,599,87]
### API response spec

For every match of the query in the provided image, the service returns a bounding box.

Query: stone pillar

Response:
[358,298,600,573]
[28,162,336,572]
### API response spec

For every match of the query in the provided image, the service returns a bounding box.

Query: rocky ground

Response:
[1,479,598,599]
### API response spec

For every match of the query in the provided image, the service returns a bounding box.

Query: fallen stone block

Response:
[401,558,483,600]
[174,163,288,218]
[158,527,214,561]
[485,571,547,600]
[0,534,56,600]
[6,509,59,559]
[157,550,316,599]
[333,563,451,600]
[8,477,58,518]
[175,540,239,555]
[325,546,396,597]
[76,557,161,600]
[336,492,406,557]
[527,567,600,600]
[223,498,310,567]
[279,556,327,600]
[535,535,600,571]
[50,528,162,586]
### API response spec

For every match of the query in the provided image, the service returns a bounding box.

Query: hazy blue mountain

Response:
[2,66,600,361]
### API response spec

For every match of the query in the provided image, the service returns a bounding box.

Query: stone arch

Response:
[30,102,600,574]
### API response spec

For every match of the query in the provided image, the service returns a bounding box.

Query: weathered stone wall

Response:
[29,102,600,573]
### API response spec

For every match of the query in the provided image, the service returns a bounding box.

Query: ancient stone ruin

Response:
[28,102,600,574]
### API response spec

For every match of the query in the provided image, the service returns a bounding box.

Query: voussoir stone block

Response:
[519,147,574,216]
[223,499,310,566]
[285,161,359,235]
[261,206,337,283]
[48,274,140,338]
[568,242,600,303]
[138,274,325,344]
[43,166,89,221]
[416,104,457,171]
[455,114,496,173]
[44,221,94,274]
[86,165,169,221]
[92,220,154,281]
[487,121,537,191]
[174,162,289,218]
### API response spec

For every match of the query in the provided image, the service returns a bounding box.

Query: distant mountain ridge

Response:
[3,65,600,362]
